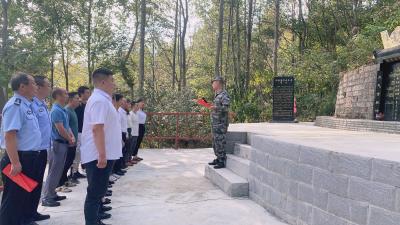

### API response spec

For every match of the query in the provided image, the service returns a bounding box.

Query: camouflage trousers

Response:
[212,124,228,163]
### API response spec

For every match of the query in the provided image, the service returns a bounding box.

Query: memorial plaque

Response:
[273,76,295,122]
[384,62,400,121]
[374,71,384,115]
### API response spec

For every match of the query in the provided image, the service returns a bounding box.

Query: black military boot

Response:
[208,159,218,165]
[213,161,225,169]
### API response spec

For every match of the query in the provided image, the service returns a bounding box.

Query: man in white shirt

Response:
[133,98,146,161]
[80,68,122,225]
[114,95,128,175]
[126,101,139,165]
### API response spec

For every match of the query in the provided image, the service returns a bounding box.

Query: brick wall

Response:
[247,133,400,225]
[335,64,380,120]
[315,116,400,134]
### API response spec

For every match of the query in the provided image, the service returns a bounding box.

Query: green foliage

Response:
[2,0,400,126]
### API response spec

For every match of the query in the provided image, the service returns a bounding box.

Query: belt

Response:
[2,150,46,161]
[17,151,44,156]
[54,139,69,144]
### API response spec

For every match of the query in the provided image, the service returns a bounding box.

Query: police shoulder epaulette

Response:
[14,98,22,106]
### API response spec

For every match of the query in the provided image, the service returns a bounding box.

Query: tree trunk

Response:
[172,0,179,89]
[0,0,9,110]
[1,0,9,61]
[179,0,188,89]
[234,0,242,96]
[151,35,155,88]
[0,87,7,111]
[225,0,233,79]
[245,0,254,89]
[291,0,295,67]
[124,0,140,65]
[54,9,69,90]
[139,0,146,95]
[55,19,69,90]
[177,2,182,91]
[120,0,140,94]
[273,0,280,77]
[298,0,306,55]
[87,0,93,83]
[50,54,55,89]
[214,0,225,78]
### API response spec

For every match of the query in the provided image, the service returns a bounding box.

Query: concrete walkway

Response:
[38,149,287,225]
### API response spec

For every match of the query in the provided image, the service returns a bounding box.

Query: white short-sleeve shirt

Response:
[118,107,128,133]
[128,111,139,136]
[80,88,122,164]
[137,109,147,124]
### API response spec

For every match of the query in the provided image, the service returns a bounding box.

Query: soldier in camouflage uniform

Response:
[208,76,230,169]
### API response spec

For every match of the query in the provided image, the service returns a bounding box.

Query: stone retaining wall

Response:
[335,64,380,120]
[315,116,400,134]
[247,134,400,225]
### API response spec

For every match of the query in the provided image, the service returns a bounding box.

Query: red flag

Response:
[2,164,38,192]
[197,98,213,109]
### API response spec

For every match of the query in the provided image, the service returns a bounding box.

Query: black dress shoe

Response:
[70,177,80,184]
[23,221,39,225]
[109,181,115,185]
[98,212,112,220]
[102,198,112,205]
[97,220,110,225]
[108,184,112,188]
[105,192,112,197]
[42,200,60,207]
[53,195,67,201]
[208,159,218,165]
[115,171,124,176]
[101,205,112,212]
[214,162,225,169]
[33,212,51,221]
[74,171,87,179]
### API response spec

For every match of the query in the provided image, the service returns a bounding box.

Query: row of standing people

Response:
[0,68,147,225]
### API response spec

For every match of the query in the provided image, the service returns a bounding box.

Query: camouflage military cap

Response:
[212,76,225,84]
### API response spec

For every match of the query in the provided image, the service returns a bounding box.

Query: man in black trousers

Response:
[28,75,53,223]
[132,98,146,162]
[80,68,122,225]
[0,73,42,225]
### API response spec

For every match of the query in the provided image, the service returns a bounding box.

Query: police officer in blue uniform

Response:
[0,73,42,225]
[25,76,52,223]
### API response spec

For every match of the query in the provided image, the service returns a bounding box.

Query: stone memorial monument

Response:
[316,27,400,134]
[272,76,295,122]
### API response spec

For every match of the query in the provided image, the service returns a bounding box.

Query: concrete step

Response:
[234,143,252,160]
[205,165,249,197]
[226,154,250,179]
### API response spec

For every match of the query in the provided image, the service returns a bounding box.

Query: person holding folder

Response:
[0,73,42,225]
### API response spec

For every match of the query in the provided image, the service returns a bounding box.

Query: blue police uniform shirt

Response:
[0,93,42,151]
[32,97,51,150]
[50,103,70,141]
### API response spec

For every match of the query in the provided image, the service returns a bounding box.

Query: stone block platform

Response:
[315,116,400,134]
[206,123,400,225]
